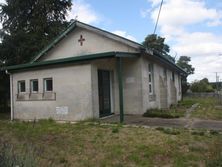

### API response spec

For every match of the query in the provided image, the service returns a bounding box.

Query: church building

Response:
[5,21,186,121]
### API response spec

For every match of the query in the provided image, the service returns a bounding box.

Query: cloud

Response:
[67,0,100,24]
[145,0,222,82]
[112,30,137,42]
[148,0,162,7]
[0,0,5,4]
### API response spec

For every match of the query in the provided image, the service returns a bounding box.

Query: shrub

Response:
[209,130,219,135]
[191,131,205,136]
[143,109,180,118]
[112,127,119,133]
[156,127,180,135]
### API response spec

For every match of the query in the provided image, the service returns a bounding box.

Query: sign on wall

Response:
[56,106,69,115]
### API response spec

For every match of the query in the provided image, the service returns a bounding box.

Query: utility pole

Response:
[216,72,218,92]
[214,72,222,92]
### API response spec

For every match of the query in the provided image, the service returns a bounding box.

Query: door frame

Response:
[98,69,113,117]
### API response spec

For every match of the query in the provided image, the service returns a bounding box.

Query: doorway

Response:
[98,70,112,117]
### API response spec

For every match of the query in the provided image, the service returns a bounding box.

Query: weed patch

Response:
[143,108,181,118]
[0,142,37,167]
[191,131,205,136]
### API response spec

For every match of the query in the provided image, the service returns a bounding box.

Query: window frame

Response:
[164,68,167,81]
[172,71,175,82]
[18,80,26,93]
[178,75,181,93]
[148,63,154,95]
[30,79,39,93]
[43,78,53,92]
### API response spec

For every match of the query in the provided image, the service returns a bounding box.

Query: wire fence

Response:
[185,92,222,104]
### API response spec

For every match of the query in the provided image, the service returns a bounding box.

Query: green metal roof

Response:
[143,50,187,76]
[4,52,139,72]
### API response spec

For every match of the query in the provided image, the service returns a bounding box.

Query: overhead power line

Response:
[153,0,164,34]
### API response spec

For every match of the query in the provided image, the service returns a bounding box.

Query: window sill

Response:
[16,92,56,101]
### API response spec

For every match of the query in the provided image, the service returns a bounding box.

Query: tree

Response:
[176,56,195,94]
[190,78,214,92]
[142,34,175,62]
[0,0,72,113]
[0,0,72,65]
[142,34,170,54]
[176,56,194,75]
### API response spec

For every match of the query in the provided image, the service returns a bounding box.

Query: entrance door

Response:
[98,70,111,117]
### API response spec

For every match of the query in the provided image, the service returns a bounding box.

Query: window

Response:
[44,78,53,92]
[18,81,26,93]
[164,68,167,80]
[148,63,154,94]
[172,72,175,82]
[178,75,181,93]
[30,79,39,93]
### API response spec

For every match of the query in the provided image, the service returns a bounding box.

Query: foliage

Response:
[142,34,175,62]
[190,78,214,93]
[142,34,170,54]
[0,0,72,113]
[143,108,183,118]
[0,71,10,113]
[0,0,72,65]
[176,56,195,94]
[177,56,195,75]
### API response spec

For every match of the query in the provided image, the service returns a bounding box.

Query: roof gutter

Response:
[3,52,140,73]
[143,50,187,76]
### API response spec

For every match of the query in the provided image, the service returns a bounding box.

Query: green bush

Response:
[143,109,180,118]
[112,127,119,133]
[190,78,215,92]
[191,131,205,136]
[155,127,180,135]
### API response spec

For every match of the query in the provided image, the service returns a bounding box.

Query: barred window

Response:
[30,79,39,92]
[18,81,26,93]
[148,63,154,94]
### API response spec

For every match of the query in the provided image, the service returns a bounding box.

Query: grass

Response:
[143,97,222,120]
[189,97,222,120]
[0,114,222,166]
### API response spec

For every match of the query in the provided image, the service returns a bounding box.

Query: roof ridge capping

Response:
[30,20,143,63]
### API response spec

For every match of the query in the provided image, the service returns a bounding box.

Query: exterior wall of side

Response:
[10,55,182,121]
[11,64,93,121]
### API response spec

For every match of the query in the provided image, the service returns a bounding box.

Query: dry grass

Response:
[0,115,222,166]
[189,97,222,120]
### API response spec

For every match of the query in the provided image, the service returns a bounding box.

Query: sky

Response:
[1,0,222,82]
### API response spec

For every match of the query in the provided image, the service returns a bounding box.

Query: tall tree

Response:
[142,34,174,62]
[176,56,194,75]
[176,56,195,94]
[142,34,170,54]
[0,0,72,65]
[0,0,72,113]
